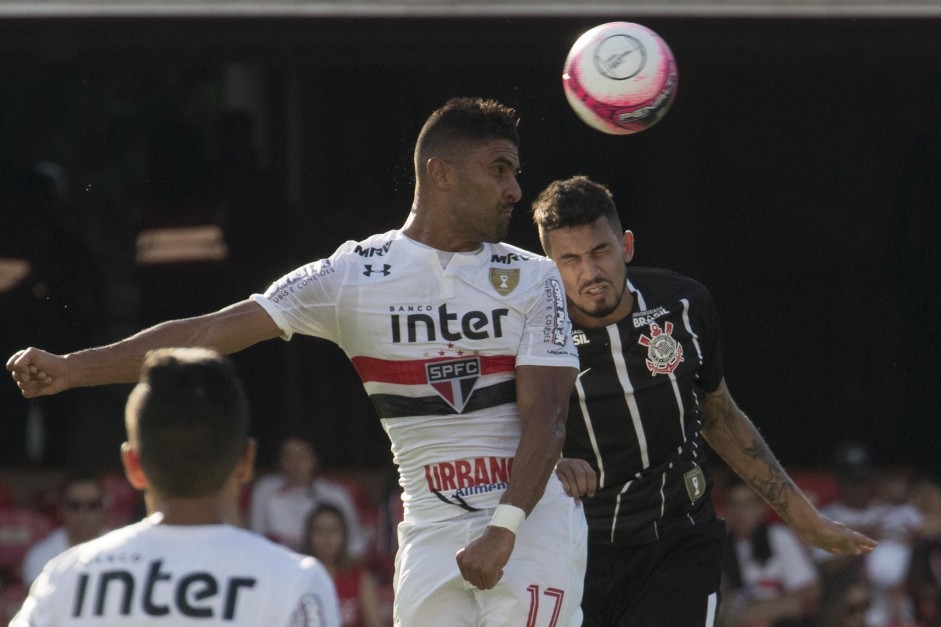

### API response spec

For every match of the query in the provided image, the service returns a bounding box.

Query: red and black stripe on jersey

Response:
[351,354,517,417]
[564,267,724,546]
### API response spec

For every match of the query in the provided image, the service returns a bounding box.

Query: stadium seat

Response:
[0,508,55,577]
[0,581,27,623]
[0,482,16,511]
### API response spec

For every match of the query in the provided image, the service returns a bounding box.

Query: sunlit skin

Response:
[541,216,635,329]
[404,138,521,252]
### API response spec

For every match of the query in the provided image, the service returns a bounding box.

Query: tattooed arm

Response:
[699,378,877,556]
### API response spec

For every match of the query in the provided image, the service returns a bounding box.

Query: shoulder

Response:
[42,522,145,571]
[628,267,713,301]
[486,241,550,266]
[628,266,710,291]
[330,230,401,261]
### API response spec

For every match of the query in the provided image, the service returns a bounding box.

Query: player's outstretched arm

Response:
[699,377,878,556]
[455,364,577,590]
[7,299,281,398]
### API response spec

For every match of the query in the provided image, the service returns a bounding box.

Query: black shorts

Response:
[582,518,725,627]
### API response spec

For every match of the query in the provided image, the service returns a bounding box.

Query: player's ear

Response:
[120,442,147,490]
[622,230,635,263]
[235,437,257,485]
[426,157,452,187]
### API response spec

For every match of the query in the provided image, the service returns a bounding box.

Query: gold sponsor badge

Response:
[489,268,519,295]
[684,467,706,503]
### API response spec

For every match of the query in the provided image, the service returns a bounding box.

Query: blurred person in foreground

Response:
[7,97,586,626]
[20,470,108,587]
[12,347,339,626]
[531,175,876,627]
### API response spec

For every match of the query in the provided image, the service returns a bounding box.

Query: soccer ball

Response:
[562,22,678,135]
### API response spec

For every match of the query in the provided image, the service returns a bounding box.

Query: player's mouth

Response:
[582,281,610,299]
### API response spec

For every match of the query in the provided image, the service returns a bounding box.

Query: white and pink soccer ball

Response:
[563,22,678,135]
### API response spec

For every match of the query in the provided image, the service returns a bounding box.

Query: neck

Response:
[402,205,482,253]
[147,493,236,526]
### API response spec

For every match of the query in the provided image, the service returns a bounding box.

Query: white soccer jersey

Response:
[252,230,578,523]
[11,515,340,627]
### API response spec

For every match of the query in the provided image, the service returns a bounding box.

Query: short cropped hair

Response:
[126,348,249,498]
[414,97,520,178]
[531,175,623,253]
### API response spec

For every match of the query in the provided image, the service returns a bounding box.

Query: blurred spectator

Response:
[866,469,922,625]
[816,442,884,574]
[906,471,941,626]
[818,442,921,625]
[249,435,367,557]
[718,476,820,627]
[814,565,872,627]
[302,503,387,627]
[372,466,404,585]
[20,469,108,586]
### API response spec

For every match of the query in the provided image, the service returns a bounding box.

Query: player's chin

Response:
[578,299,617,320]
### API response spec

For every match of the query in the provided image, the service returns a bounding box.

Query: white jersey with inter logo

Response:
[11,515,340,627]
[252,229,579,523]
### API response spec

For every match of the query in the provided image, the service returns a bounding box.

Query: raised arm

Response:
[7,299,281,396]
[455,363,577,589]
[699,377,877,556]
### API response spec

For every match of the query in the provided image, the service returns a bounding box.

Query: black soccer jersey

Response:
[564,266,724,546]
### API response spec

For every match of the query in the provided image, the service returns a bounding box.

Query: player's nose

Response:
[505,177,522,204]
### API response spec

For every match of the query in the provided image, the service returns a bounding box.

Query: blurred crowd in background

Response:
[4,437,941,626]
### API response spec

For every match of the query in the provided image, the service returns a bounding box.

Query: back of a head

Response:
[531,175,623,250]
[126,347,249,498]
[414,97,520,177]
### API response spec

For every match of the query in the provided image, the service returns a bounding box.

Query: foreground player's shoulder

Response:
[41,520,147,574]
[222,529,339,625]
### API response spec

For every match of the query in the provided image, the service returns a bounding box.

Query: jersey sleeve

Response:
[251,243,355,344]
[287,558,341,627]
[515,268,579,369]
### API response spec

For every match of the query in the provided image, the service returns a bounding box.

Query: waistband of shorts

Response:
[588,498,716,547]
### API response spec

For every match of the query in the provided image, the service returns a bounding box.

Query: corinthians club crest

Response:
[638,321,684,375]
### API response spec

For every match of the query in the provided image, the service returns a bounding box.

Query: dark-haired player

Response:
[531,175,876,626]
[13,348,340,626]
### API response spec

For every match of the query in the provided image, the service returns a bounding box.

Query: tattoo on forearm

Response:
[702,383,797,521]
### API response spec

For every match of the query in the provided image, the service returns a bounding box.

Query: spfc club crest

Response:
[638,321,684,375]
[426,357,480,412]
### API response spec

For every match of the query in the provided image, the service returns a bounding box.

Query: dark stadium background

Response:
[1,16,939,476]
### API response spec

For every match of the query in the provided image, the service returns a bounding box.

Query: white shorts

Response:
[393,481,587,627]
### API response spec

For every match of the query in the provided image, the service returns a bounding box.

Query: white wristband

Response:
[489,504,526,534]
